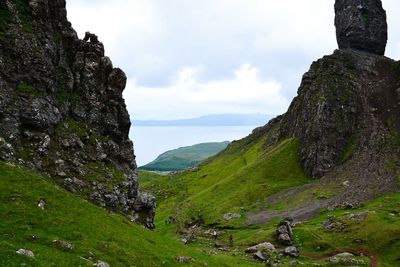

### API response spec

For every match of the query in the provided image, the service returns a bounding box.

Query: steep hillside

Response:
[0,161,265,267]
[140,141,230,171]
[0,0,154,227]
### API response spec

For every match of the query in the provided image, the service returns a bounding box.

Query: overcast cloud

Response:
[66,0,400,120]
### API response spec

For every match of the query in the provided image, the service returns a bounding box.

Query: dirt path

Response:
[302,248,378,267]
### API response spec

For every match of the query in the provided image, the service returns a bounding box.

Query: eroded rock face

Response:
[335,0,387,55]
[0,0,155,228]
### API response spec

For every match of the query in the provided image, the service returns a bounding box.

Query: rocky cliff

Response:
[277,0,398,180]
[249,0,400,219]
[0,0,155,228]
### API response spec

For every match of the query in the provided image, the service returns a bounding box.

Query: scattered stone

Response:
[223,213,241,220]
[276,218,293,245]
[52,240,73,251]
[175,256,194,263]
[284,246,300,258]
[93,260,110,267]
[245,242,276,253]
[335,0,388,55]
[181,237,189,245]
[342,180,350,187]
[57,171,67,177]
[329,252,365,265]
[16,249,34,258]
[37,198,46,209]
[347,211,369,220]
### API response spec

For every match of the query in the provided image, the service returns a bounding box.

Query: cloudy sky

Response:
[66,0,400,120]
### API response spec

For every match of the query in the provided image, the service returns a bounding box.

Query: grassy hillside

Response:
[139,141,230,171]
[140,128,310,227]
[1,140,399,266]
[0,161,264,267]
[139,130,400,266]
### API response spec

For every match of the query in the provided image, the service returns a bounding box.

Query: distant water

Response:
[130,126,260,166]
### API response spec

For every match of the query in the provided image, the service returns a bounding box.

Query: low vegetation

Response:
[139,141,230,171]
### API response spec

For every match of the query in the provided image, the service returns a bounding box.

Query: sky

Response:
[66,0,400,120]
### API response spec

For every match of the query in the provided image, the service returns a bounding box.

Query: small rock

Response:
[181,237,189,245]
[57,171,67,177]
[329,252,364,265]
[16,249,34,258]
[284,246,300,258]
[93,260,110,267]
[175,256,194,263]
[37,198,46,209]
[52,240,73,250]
[253,250,269,262]
[223,213,241,220]
[347,211,368,221]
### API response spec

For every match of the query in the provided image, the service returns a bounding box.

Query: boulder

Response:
[335,0,387,55]
[37,198,46,210]
[329,252,365,265]
[93,260,110,267]
[253,250,270,262]
[276,218,293,245]
[245,242,276,253]
[52,240,73,251]
[16,249,34,258]
[284,246,300,258]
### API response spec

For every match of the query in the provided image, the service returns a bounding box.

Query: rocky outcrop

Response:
[0,0,155,228]
[335,0,387,55]
[276,218,294,245]
[279,49,400,179]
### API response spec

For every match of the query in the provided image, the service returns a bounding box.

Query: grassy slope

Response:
[141,135,311,228]
[140,141,230,171]
[140,133,400,266]
[0,161,262,267]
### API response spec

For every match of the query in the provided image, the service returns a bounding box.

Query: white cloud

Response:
[67,0,400,120]
[123,64,288,120]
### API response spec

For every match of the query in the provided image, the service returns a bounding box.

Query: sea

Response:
[129,126,261,166]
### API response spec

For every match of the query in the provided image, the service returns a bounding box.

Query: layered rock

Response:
[0,0,155,228]
[335,0,387,55]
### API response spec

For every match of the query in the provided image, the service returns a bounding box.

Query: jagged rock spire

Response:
[335,0,387,55]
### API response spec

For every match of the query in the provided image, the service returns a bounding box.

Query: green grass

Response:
[140,137,311,230]
[140,141,230,171]
[0,161,264,267]
[139,130,400,266]
[291,193,400,267]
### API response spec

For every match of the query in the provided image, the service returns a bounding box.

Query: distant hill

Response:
[133,113,272,126]
[139,141,230,171]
